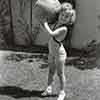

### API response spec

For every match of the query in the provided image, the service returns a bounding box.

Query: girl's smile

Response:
[58,11,71,25]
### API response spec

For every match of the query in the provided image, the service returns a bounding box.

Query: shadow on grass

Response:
[0,86,57,99]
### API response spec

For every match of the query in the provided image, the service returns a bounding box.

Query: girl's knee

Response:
[57,72,66,82]
[57,66,65,78]
[57,70,63,77]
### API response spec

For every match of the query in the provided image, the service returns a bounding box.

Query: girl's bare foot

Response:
[57,90,66,100]
[41,86,52,96]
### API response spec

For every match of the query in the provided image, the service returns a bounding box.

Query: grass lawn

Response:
[0,49,100,100]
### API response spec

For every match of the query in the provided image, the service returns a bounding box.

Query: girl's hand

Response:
[40,19,47,28]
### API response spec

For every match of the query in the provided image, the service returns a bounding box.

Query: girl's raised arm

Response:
[43,21,67,37]
[44,21,53,35]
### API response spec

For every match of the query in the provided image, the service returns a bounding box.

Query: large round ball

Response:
[33,0,61,23]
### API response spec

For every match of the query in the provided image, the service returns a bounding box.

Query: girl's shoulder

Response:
[59,26,67,30]
[57,26,68,33]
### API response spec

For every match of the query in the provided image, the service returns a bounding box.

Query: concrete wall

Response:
[71,0,100,48]
[11,0,32,46]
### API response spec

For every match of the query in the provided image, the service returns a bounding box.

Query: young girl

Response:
[41,3,76,100]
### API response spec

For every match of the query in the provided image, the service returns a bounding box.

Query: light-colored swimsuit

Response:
[48,37,67,64]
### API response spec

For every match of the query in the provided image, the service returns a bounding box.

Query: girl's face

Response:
[58,10,71,25]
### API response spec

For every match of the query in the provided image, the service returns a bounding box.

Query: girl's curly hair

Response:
[59,2,76,25]
[60,2,73,11]
[66,9,76,25]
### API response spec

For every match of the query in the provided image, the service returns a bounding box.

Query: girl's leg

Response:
[56,55,66,100]
[42,55,56,96]
[48,60,56,86]
[56,59,66,91]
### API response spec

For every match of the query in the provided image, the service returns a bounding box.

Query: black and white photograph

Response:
[0,0,100,100]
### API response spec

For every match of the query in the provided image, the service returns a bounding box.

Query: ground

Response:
[0,49,100,100]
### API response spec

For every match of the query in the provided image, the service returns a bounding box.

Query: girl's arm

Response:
[44,21,68,37]
[44,21,53,35]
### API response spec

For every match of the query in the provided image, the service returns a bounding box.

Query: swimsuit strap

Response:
[53,37,61,47]
[52,23,67,47]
